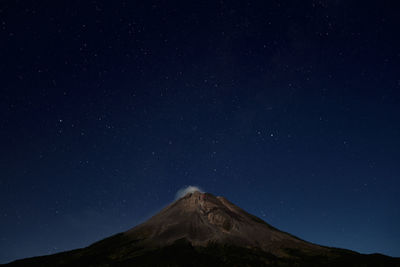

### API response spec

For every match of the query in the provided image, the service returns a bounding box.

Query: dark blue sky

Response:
[1,0,399,263]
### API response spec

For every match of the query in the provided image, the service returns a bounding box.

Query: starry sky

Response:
[1,0,400,263]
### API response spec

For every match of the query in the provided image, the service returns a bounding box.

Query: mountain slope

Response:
[4,191,400,266]
[124,191,327,256]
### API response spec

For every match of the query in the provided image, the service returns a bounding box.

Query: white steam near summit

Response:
[175,185,203,200]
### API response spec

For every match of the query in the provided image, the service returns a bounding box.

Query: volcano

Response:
[4,191,400,266]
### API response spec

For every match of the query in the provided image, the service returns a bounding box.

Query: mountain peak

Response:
[178,191,219,206]
[6,193,400,266]
[181,190,204,199]
[124,192,325,256]
[174,191,241,219]
[182,191,226,202]
[175,186,203,199]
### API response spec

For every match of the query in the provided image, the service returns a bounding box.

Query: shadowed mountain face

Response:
[4,192,400,266]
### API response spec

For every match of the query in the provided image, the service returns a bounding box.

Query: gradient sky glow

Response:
[1,0,399,263]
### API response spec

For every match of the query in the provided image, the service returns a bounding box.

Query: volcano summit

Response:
[4,191,400,266]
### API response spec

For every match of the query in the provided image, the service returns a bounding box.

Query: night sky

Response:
[1,0,400,263]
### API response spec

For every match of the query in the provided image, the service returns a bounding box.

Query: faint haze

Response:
[175,186,203,200]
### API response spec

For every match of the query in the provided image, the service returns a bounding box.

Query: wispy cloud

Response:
[175,185,203,200]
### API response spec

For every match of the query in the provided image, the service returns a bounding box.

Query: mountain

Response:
[3,191,400,266]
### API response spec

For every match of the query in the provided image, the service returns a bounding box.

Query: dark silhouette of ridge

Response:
[3,191,400,266]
